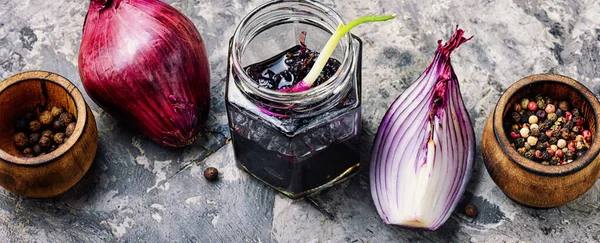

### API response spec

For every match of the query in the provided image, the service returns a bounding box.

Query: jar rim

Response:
[230,0,353,105]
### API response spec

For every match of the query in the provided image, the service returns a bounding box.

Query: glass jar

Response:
[226,0,362,199]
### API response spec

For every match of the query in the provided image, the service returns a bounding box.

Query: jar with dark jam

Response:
[226,0,362,199]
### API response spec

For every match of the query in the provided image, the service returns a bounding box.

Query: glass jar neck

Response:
[230,0,355,118]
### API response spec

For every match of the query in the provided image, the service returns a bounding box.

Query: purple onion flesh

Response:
[370,27,475,230]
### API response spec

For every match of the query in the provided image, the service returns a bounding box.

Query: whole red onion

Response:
[78,0,210,147]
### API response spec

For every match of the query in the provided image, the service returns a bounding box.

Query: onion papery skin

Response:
[79,0,210,147]
[369,28,474,230]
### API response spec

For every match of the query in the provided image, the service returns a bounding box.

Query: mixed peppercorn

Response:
[507,95,592,165]
[12,105,76,157]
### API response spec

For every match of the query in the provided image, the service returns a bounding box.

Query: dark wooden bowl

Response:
[0,71,98,198]
[482,74,600,208]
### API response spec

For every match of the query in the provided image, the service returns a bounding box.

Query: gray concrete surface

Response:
[1,0,600,242]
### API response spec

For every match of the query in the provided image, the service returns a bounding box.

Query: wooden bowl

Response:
[482,74,600,208]
[0,71,98,198]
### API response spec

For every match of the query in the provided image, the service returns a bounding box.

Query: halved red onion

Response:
[369,27,475,230]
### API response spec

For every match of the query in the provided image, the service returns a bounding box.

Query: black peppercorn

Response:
[565,151,575,160]
[39,110,53,126]
[50,106,65,118]
[512,112,521,122]
[13,133,29,149]
[564,121,574,130]
[561,128,570,140]
[555,109,564,117]
[536,142,546,150]
[204,167,219,181]
[538,123,549,131]
[53,133,66,144]
[530,128,540,137]
[29,120,41,133]
[515,138,525,148]
[465,203,478,217]
[572,108,580,117]
[525,150,535,159]
[549,137,558,145]
[29,133,41,144]
[553,129,562,138]
[550,157,560,165]
[545,97,554,105]
[539,133,549,143]
[541,151,551,161]
[535,110,546,119]
[521,111,533,123]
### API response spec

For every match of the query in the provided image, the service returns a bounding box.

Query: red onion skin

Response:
[79,0,210,147]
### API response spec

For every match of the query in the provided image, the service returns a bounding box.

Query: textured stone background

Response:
[1,0,600,242]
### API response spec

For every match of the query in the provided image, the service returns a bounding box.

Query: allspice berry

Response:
[204,167,219,181]
[39,136,51,149]
[53,133,66,144]
[65,122,76,137]
[39,110,53,126]
[41,130,53,138]
[29,133,41,144]
[58,112,75,125]
[50,106,65,118]
[465,203,478,217]
[52,119,64,130]
[23,147,33,155]
[29,120,41,133]
[13,133,29,149]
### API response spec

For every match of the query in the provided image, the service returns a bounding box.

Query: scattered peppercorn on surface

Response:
[507,95,592,165]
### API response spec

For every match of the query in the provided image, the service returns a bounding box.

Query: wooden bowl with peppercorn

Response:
[0,71,98,198]
[482,73,600,208]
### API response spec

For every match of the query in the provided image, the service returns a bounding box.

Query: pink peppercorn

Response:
[546,130,554,137]
[568,146,576,152]
[544,104,556,114]
[565,111,573,121]
[575,117,585,126]
[527,101,538,111]
[535,150,543,159]
[546,147,555,156]
[583,130,592,141]
[556,150,564,158]
[510,131,521,139]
